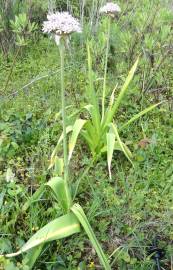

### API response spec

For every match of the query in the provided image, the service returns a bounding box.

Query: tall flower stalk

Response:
[59,40,72,210]
[102,16,111,122]
[100,2,121,122]
[42,11,82,211]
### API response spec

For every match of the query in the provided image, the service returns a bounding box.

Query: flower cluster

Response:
[43,12,82,36]
[99,2,121,15]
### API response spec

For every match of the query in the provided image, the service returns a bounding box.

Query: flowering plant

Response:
[4,11,111,270]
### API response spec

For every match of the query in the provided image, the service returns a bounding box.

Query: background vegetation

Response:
[0,0,173,269]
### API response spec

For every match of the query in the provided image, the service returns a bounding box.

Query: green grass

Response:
[1,0,173,269]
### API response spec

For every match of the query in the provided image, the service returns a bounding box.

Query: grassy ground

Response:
[1,1,173,269]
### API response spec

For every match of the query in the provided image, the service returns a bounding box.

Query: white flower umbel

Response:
[43,12,82,45]
[99,2,121,16]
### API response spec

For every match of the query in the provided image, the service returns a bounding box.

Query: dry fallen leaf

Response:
[138,138,151,149]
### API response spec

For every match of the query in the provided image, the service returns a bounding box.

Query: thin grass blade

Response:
[104,58,139,126]
[22,184,45,211]
[120,102,162,130]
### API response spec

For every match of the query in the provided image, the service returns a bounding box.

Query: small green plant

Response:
[10,13,37,47]
[2,14,37,93]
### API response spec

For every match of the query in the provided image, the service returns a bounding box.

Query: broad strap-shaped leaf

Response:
[110,123,133,165]
[120,102,162,130]
[104,58,139,127]
[68,119,86,162]
[71,204,111,270]
[80,129,95,156]
[24,244,44,269]
[6,213,80,257]
[82,119,100,153]
[46,177,69,213]
[101,141,131,154]
[54,157,64,177]
[49,126,73,169]
[107,131,116,179]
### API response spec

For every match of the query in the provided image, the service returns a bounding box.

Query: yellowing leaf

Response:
[49,125,73,169]
[68,119,86,162]
[107,131,116,179]
[46,177,68,213]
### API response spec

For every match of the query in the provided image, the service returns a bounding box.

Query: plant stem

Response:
[59,41,72,211]
[101,17,111,123]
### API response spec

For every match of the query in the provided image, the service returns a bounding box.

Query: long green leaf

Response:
[111,123,133,165]
[54,157,64,177]
[85,121,96,141]
[46,177,69,213]
[71,204,111,270]
[49,125,73,169]
[25,244,44,269]
[104,58,139,127]
[6,213,80,257]
[81,129,95,155]
[107,131,116,179]
[101,141,132,155]
[120,102,162,130]
[68,119,86,162]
